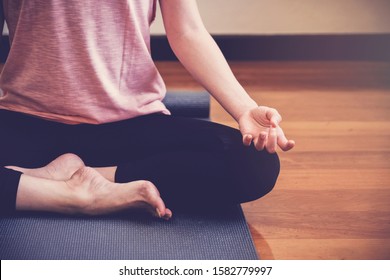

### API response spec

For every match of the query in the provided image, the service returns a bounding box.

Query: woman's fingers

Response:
[284,140,296,151]
[265,108,282,127]
[276,126,295,151]
[266,127,277,153]
[254,132,267,151]
[242,134,253,146]
[242,124,295,153]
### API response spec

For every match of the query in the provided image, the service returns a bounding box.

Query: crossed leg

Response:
[6,154,172,219]
[1,112,279,219]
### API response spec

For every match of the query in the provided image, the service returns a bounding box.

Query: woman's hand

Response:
[238,106,295,153]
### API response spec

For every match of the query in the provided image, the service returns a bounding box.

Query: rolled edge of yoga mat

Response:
[163,91,210,119]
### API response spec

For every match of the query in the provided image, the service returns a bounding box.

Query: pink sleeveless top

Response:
[0,0,170,124]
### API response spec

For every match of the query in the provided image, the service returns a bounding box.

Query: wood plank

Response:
[230,61,390,90]
[279,151,390,169]
[282,121,390,136]
[276,169,390,190]
[157,61,390,90]
[242,190,390,213]
[211,90,390,122]
[252,238,390,260]
[282,135,390,152]
[243,211,390,239]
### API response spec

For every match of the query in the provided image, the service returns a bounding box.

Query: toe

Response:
[162,208,173,220]
[154,207,172,220]
[136,180,171,220]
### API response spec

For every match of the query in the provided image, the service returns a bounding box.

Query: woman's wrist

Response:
[229,95,258,122]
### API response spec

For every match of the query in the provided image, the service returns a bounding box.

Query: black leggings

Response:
[0,109,280,213]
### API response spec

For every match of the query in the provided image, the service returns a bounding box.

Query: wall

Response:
[150,0,390,35]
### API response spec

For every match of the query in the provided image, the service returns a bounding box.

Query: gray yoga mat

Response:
[0,92,258,260]
[0,205,258,260]
[163,91,210,118]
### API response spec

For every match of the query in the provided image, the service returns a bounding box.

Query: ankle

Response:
[63,183,91,214]
[64,167,95,214]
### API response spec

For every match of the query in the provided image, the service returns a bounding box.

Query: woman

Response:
[0,0,294,219]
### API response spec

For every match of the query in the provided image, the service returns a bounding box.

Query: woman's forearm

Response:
[167,28,258,121]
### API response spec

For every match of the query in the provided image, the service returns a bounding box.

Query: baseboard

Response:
[2,34,389,63]
[151,34,390,61]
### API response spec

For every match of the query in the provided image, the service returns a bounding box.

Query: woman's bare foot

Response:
[67,167,172,219]
[6,153,85,181]
[7,153,172,219]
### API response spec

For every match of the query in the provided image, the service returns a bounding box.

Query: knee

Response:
[233,148,280,204]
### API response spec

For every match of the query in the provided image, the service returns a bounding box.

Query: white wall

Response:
[151,0,390,35]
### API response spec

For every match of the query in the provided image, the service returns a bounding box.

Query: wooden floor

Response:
[156,61,390,260]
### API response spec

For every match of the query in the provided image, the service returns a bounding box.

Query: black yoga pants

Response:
[0,109,280,213]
